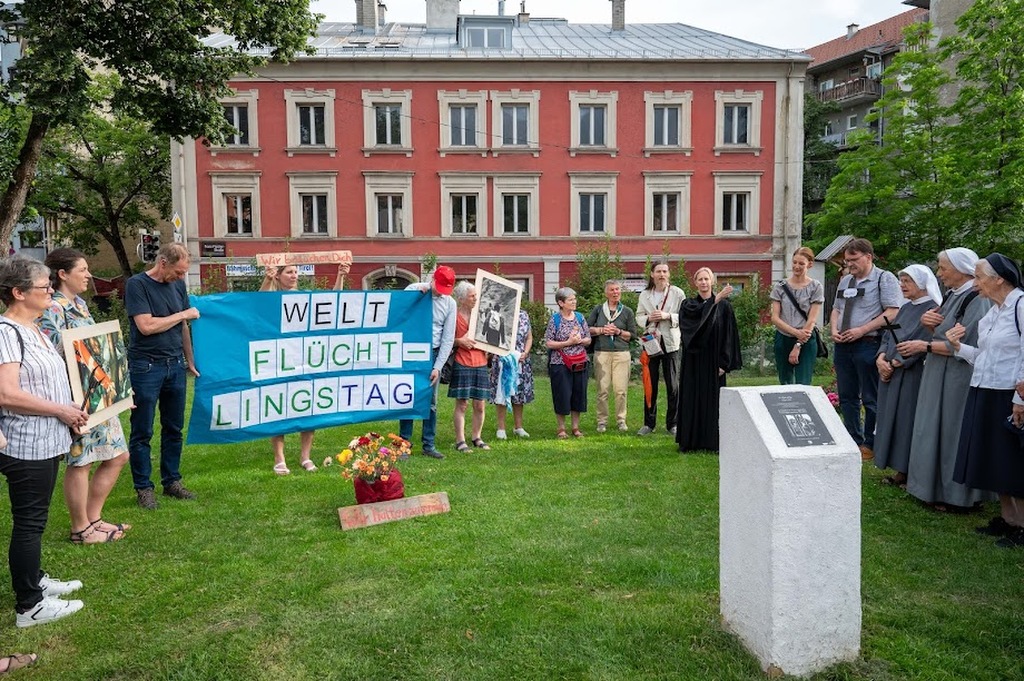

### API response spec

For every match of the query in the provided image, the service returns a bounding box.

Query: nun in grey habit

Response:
[902,248,995,509]
[872,265,942,480]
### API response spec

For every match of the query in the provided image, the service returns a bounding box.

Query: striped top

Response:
[0,317,73,460]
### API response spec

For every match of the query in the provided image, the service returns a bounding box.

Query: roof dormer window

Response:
[459,16,514,49]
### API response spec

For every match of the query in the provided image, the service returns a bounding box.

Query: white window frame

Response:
[363,172,414,237]
[569,173,617,237]
[643,91,693,156]
[211,89,260,156]
[643,172,691,237]
[492,174,540,238]
[437,90,488,155]
[440,173,488,238]
[847,114,859,130]
[210,172,262,238]
[714,172,762,236]
[490,89,541,156]
[284,89,336,156]
[714,89,763,156]
[362,89,413,157]
[287,172,338,238]
[568,90,618,157]
[464,25,508,48]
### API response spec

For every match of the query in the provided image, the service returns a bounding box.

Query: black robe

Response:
[675,295,743,452]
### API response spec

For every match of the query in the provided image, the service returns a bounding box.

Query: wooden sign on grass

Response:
[256,250,352,268]
[338,492,450,531]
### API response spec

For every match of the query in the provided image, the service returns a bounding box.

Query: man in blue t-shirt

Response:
[125,243,200,509]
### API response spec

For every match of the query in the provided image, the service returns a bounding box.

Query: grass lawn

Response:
[2,374,1023,680]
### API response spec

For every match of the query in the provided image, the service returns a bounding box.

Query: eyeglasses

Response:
[843,254,866,265]
[26,285,54,292]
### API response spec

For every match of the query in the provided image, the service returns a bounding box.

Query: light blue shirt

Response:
[406,282,456,373]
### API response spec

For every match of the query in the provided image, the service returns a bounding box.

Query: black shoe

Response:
[163,481,197,500]
[995,527,1024,548]
[421,449,444,460]
[976,516,1013,536]
[136,488,158,510]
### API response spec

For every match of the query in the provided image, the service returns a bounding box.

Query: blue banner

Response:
[186,290,433,444]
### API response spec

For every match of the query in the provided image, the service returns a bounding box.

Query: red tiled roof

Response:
[804,8,927,69]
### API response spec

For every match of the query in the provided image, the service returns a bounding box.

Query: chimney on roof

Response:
[498,1,505,16]
[425,0,460,32]
[377,1,387,27]
[847,23,859,39]
[355,0,376,31]
[518,1,529,24]
[610,0,625,31]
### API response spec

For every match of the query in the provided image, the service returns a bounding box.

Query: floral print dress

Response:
[489,309,535,404]
[38,292,129,466]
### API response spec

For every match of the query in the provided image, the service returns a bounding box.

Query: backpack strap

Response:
[0,320,26,362]
[952,290,979,324]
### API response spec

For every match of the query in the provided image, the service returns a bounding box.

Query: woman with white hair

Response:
[902,248,994,510]
[871,265,941,485]
[946,254,1024,546]
[449,281,492,452]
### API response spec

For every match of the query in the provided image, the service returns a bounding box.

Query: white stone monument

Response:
[719,385,861,677]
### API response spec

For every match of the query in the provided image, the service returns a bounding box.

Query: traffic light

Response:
[140,230,161,263]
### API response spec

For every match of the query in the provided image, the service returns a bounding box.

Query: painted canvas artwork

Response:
[60,320,134,430]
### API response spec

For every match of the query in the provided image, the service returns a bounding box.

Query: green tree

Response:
[564,237,628,316]
[941,0,1024,260]
[0,0,319,245]
[811,22,956,265]
[31,76,170,277]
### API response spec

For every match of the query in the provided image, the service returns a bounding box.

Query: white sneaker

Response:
[40,574,82,598]
[495,429,507,440]
[596,425,607,433]
[16,596,84,628]
[618,422,629,432]
[513,428,530,438]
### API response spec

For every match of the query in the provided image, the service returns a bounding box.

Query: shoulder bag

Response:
[780,282,828,358]
[641,289,671,357]
[553,312,589,372]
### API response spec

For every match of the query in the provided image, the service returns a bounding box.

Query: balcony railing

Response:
[816,77,882,103]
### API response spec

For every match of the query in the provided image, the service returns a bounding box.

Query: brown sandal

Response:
[556,430,568,440]
[572,429,584,438]
[0,653,37,674]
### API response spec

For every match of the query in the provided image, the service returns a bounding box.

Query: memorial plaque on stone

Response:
[760,392,835,447]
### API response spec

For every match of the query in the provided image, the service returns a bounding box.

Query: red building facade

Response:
[173,5,809,303]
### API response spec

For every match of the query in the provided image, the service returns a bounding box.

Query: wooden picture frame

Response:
[60,320,134,430]
[467,269,523,357]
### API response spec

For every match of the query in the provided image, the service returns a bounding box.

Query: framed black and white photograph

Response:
[468,269,523,356]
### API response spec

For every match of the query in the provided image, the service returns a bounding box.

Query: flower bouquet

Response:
[336,432,411,504]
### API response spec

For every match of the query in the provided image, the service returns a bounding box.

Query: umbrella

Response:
[639,350,653,409]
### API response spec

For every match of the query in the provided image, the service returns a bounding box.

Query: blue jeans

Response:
[834,338,881,448]
[399,381,438,453]
[129,357,187,490]
[401,348,440,452]
[0,453,60,612]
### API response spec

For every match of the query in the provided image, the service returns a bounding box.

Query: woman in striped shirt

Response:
[0,257,89,628]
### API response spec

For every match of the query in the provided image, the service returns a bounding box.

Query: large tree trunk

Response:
[0,114,51,249]
[105,224,134,279]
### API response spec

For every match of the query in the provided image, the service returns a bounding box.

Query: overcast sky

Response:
[310,0,912,50]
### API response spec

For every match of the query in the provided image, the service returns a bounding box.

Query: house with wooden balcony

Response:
[805,6,927,149]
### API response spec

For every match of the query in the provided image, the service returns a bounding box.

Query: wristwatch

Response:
[794,341,802,347]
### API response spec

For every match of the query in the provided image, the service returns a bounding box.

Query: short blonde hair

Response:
[693,267,716,286]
